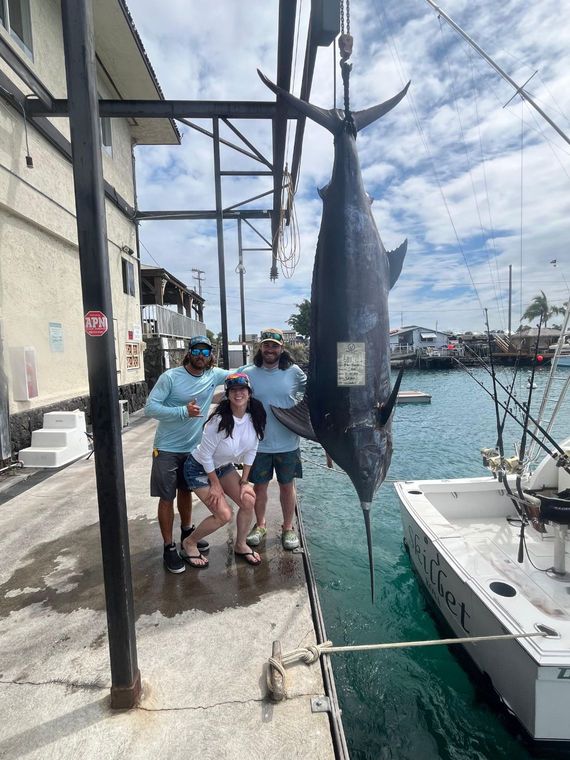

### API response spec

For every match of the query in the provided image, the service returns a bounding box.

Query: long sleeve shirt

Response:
[144,366,230,453]
[241,364,306,453]
[191,414,259,472]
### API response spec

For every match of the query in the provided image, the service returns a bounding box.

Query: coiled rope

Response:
[267,630,547,700]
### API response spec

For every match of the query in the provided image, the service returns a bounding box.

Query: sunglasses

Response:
[190,347,211,357]
[226,376,249,388]
[261,331,282,342]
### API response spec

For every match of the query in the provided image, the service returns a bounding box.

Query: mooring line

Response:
[266,630,547,700]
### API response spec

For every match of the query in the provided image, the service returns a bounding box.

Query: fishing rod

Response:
[453,359,570,475]
[518,319,542,465]
[484,309,505,460]
[461,345,566,458]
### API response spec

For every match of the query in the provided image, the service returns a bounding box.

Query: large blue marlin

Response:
[259,70,409,600]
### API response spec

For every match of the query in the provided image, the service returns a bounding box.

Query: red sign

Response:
[84,310,108,337]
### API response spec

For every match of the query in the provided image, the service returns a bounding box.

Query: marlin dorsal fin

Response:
[387,239,408,289]
[377,367,404,426]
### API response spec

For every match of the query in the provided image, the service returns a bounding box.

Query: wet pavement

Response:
[0,412,336,759]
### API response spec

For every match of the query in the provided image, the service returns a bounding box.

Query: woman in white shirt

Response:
[182,372,267,566]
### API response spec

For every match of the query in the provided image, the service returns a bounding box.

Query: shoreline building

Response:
[0,0,179,459]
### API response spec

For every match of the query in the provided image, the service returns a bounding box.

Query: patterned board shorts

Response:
[183,454,235,491]
[248,449,302,485]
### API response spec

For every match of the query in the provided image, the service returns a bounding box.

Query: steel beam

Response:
[270,0,298,280]
[135,209,272,221]
[237,218,248,366]
[61,0,140,709]
[0,35,54,109]
[213,118,230,369]
[290,19,320,193]
[25,98,290,120]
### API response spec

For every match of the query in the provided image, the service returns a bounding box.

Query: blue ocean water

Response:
[298,367,570,760]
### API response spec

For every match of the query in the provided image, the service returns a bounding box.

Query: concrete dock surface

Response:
[0,413,339,759]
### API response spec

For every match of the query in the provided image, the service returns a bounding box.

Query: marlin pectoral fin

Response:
[270,397,318,442]
[352,81,411,132]
[387,239,407,289]
[257,69,341,135]
[377,367,405,426]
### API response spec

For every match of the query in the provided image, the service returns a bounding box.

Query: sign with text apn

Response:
[84,311,108,337]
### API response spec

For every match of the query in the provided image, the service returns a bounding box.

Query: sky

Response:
[127,0,570,338]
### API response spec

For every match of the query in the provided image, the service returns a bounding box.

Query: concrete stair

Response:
[19,411,90,468]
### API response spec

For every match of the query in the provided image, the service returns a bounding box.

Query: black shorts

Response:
[150,450,190,501]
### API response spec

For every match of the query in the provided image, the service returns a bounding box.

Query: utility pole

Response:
[192,268,205,297]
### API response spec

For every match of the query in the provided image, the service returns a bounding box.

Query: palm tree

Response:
[521,291,565,327]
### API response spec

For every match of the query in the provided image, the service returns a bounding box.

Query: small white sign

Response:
[132,324,142,342]
[337,342,366,386]
[49,322,64,352]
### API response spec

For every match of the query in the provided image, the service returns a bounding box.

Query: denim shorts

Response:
[248,449,302,485]
[183,454,235,490]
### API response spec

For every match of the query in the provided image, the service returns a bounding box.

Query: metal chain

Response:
[340,0,351,35]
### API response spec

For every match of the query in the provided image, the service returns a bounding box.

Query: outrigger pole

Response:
[424,0,570,147]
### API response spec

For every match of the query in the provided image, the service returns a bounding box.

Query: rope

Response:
[266,630,547,698]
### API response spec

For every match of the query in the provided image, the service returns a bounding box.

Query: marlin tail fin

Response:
[258,69,410,136]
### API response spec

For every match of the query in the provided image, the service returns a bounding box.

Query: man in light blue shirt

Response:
[145,335,230,573]
[241,328,306,550]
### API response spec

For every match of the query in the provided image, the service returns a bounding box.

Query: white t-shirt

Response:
[191,414,259,472]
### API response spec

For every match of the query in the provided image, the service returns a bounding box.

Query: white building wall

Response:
[0,0,145,417]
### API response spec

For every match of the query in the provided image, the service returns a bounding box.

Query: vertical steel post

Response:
[213,117,230,368]
[237,218,248,365]
[508,264,512,336]
[60,0,141,709]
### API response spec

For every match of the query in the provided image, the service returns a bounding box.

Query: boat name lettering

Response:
[557,668,570,680]
[409,526,471,634]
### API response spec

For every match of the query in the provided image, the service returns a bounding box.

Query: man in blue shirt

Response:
[145,335,230,573]
[242,328,307,550]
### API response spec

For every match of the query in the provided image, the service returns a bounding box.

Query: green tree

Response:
[287,299,311,338]
[521,291,565,327]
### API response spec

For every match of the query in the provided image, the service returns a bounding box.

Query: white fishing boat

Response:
[394,1,570,743]
[396,435,570,742]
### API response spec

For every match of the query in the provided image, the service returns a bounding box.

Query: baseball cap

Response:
[224,372,252,393]
[188,335,212,350]
[260,328,284,345]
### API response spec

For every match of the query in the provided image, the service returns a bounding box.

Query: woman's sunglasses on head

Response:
[190,347,211,356]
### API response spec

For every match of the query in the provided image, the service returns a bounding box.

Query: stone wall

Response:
[144,336,187,391]
[5,380,148,460]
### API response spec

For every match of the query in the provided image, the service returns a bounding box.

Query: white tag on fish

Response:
[337,342,366,386]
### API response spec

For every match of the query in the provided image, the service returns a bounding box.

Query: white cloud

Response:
[127,0,570,337]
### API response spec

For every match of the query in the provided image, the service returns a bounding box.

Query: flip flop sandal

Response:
[234,550,262,566]
[184,552,209,568]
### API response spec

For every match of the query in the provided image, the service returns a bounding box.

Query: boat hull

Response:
[396,478,570,742]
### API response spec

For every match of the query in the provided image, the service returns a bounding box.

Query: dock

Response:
[397,390,432,404]
[0,413,345,759]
